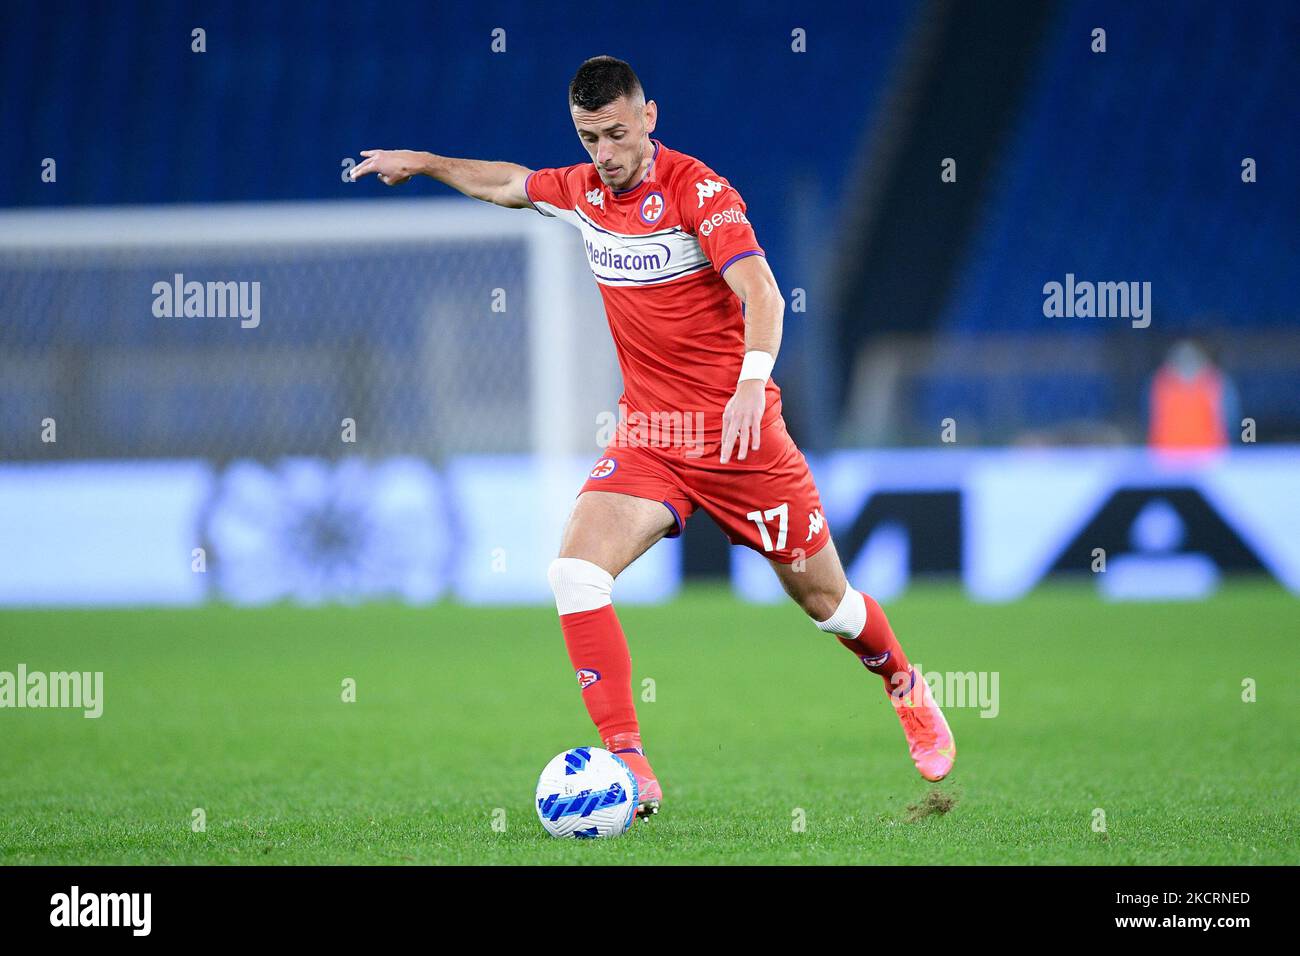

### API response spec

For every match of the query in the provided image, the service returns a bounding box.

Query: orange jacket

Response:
[1148,366,1227,450]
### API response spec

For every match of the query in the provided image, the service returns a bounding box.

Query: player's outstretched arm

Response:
[349,149,534,208]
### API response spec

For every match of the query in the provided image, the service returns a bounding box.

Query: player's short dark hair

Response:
[569,56,644,112]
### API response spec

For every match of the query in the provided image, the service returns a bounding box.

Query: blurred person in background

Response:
[1146,339,1240,451]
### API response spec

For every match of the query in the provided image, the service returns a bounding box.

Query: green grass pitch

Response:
[1,582,1295,865]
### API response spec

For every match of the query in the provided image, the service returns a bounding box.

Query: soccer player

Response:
[351,55,955,817]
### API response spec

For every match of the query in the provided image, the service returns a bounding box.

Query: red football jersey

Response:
[524,138,782,453]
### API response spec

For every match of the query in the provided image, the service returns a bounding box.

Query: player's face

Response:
[571,95,657,191]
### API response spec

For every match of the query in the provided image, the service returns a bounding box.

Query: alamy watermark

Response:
[50,886,150,935]
[152,273,261,328]
[596,403,707,458]
[893,664,999,718]
[0,665,103,718]
[1042,273,1150,328]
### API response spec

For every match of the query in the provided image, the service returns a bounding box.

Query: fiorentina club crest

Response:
[576,668,602,689]
[589,457,618,479]
[639,191,665,225]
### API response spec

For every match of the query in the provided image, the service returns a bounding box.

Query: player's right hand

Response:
[720,379,765,464]
[350,149,425,186]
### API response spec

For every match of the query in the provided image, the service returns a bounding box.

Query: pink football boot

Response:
[889,668,957,781]
[605,732,662,818]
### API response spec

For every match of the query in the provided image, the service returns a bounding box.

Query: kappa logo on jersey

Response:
[639,191,665,225]
[576,668,602,690]
[695,177,730,207]
[806,509,826,540]
[698,207,751,237]
[585,188,605,209]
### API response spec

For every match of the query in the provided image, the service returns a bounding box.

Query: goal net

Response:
[0,199,616,464]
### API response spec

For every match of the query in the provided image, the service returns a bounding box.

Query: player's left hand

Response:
[720,379,765,464]
[350,149,424,186]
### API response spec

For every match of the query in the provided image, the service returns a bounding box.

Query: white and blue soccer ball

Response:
[535,747,639,838]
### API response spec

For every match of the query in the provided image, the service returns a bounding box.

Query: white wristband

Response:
[738,350,775,383]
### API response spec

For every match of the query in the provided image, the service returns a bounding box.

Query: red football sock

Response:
[559,604,639,741]
[836,592,913,695]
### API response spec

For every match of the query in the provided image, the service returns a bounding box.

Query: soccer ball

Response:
[535,746,640,838]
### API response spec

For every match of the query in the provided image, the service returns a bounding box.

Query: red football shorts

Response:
[578,415,830,565]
